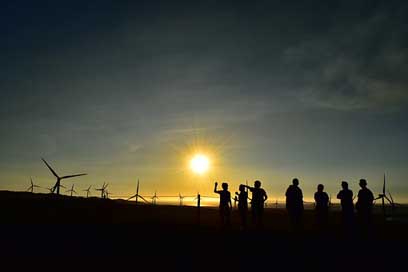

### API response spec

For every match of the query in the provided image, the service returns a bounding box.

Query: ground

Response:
[0,191,407,270]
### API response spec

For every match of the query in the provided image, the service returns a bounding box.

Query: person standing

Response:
[214,182,232,227]
[314,184,329,231]
[356,179,374,234]
[236,184,248,230]
[337,181,354,233]
[244,180,267,228]
[285,178,304,232]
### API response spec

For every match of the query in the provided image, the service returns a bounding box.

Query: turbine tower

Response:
[66,184,77,197]
[127,179,149,204]
[27,177,41,193]
[83,185,92,198]
[96,182,108,198]
[151,191,159,205]
[178,193,185,206]
[375,173,395,217]
[41,158,87,195]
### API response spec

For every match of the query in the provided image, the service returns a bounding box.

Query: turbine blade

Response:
[383,174,386,195]
[61,174,87,179]
[127,195,136,201]
[384,195,393,204]
[138,195,149,203]
[388,191,394,204]
[42,158,59,179]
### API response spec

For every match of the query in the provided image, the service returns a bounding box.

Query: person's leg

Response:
[252,206,257,225]
[258,207,264,229]
[224,206,230,227]
[220,208,225,227]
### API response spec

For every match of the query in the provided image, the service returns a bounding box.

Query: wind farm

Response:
[1,156,408,268]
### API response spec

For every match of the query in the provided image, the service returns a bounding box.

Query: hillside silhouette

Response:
[1,190,407,270]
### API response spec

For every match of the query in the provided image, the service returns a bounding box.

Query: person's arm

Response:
[369,191,374,203]
[263,190,268,202]
[229,196,232,210]
[337,192,341,199]
[214,182,219,194]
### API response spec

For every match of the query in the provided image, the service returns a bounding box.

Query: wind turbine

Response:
[151,191,159,205]
[375,173,395,217]
[27,177,41,193]
[178,193,185,206]
[127,179,149,204]
[194,193,201,208]
[66,184,77,197]
[41,158,87,195]
[96,182,108,198]
[83,185,92,198]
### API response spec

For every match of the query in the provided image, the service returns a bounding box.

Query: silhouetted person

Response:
[244,180,267,228]
[236,184,248,230]
[356,179,374,234]
[285,178,304,232]
[314,184,329,231]
[214,182,232,227]
[337,181,354,233]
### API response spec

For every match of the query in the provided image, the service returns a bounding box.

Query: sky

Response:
[1,0,407,203]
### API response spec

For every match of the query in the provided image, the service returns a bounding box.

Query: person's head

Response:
[222,182,228,190]
[341,181,348,189]
[359,179,367,188]
[254,180,261,188]
[292,178,299,186]
[317,184,324,192]
[239,184,245,192]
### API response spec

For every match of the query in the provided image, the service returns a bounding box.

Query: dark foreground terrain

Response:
[1,191,407,270]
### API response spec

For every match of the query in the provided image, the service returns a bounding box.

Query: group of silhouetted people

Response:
[214,178,375,233]
[214,180,267,229]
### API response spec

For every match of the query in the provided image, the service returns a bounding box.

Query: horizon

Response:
[2,189,406,207]
[4,167,407,204]
[1,1,407,204]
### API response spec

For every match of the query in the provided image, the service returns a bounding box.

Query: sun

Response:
[190,154,210,175]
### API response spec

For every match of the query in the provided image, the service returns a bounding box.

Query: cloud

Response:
[283,8,408,111]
